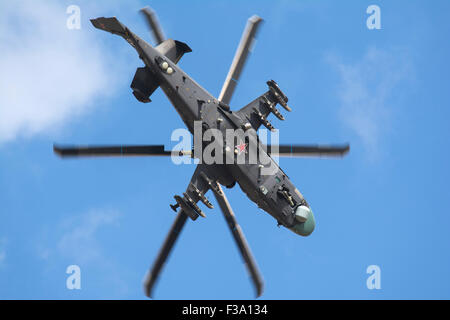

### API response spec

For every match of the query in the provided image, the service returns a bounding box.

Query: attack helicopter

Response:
[54,7,349,298]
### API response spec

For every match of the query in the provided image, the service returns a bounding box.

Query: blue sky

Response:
[1,0,450,299]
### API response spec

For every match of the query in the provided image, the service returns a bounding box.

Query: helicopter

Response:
[53,7,349,298]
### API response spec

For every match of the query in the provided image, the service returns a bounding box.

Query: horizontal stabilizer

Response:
[90,17,129,38]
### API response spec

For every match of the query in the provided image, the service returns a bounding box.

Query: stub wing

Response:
[237,92,273,131]
[172,164,220,220]
[236,80,290,132]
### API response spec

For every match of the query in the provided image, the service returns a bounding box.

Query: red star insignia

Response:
[237,141,247,154]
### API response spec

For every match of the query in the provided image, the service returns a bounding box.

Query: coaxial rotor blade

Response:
[143,211,188,298]
[218,15,263,106]
[53,144,192,158]
[212,184,264,297]
[266,144,350,157]
[140,6,166,45]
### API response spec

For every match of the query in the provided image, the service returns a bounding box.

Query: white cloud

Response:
[56,209,120,265]
[328,47,413,159]
[0,1,121,143]
[37,208,120,264]
[36,208,130,296]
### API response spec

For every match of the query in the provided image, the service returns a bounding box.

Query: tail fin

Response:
[91,16,192,104]
[155,39,192,64]
[130,40,192,103]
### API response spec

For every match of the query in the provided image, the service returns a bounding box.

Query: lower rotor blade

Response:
[143,211,188,298]
[212,184,264,297]
[266,144,350,157]
[53,144,191,158]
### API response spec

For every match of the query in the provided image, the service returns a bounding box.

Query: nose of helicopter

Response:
[290,205,316,237]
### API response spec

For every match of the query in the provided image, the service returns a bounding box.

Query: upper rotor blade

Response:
[143,211,188,298]
[140,6,166,45]
[266,144,350,157]
[218,15,263,106]
[212,184,264,297]
[53,144,186,157]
